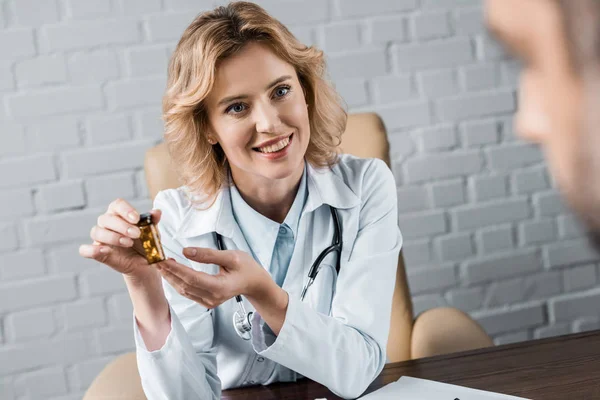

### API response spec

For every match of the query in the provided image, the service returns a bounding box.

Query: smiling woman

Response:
[163,4,346,211]
[79,2,405,400]
[201,42,312,219]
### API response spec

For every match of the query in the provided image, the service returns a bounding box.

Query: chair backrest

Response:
[144,112,413,362]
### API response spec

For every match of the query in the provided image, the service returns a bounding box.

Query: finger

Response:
[151,209,163,241]
[160,268,216,309]
[150,209,162,225]
[169,281,212,309]
[157,258,194,286]
[162,258,220,292]
[107,198,140,224]
[159,266,212,300]
[91,225,134,247]
[79,243,111,262]
[184,292,212,309]
[183,247,235,266]
[159,267,186,292]
[97,213,141,239]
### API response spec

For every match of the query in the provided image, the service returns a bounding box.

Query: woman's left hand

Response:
[157,247,271,309]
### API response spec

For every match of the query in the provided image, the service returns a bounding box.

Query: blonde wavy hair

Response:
[162,1,347,207]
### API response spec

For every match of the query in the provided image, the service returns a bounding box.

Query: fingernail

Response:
[128,211,139,223]
[119,237,132,246]
[100,247,110,254]
[184,248,197,257]
[127,227,140,238]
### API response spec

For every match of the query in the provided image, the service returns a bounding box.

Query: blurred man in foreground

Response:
[486,0,600,247]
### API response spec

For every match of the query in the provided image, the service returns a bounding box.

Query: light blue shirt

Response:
[229,163,308,287]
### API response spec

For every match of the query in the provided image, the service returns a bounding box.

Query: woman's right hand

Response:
[79,198,162,280]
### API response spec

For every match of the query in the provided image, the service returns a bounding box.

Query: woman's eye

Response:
[274,86,290,98]
[226,103,246,114]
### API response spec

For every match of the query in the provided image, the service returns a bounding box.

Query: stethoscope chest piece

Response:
[233,309,253,340]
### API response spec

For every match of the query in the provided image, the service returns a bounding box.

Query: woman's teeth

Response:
[256,136,290,153]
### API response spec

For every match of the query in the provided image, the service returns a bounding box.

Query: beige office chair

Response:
[83,112,492,400]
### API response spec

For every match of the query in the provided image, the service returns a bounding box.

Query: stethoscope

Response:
[215,205,342,340]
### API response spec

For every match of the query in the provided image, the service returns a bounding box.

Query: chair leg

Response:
[410,307,493,359]
[83,352,147,400]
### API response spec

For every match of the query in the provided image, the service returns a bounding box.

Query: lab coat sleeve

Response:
[250,159,402,399]
[132,190,221,400]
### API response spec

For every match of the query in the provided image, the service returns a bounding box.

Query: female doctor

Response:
[79,2,402,399]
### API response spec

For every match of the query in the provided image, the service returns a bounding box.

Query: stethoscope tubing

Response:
[216,206,342,340]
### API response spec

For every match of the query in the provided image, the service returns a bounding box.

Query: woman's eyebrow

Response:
[217,75,293,106]
[265,75,292,90]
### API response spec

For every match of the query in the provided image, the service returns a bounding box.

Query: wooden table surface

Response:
[222,330,600,399]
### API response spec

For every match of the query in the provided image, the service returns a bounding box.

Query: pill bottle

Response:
[137,213,165,264]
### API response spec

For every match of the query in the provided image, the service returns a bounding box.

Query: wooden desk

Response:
[222,330,600,399]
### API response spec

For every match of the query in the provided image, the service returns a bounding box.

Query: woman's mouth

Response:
[252,134,293,158]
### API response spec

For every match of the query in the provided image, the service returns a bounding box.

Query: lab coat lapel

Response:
[174,185,252,256]
[305,161,360,265]
[283,161,361,298]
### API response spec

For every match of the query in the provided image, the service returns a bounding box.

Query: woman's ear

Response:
[204,122,218,145]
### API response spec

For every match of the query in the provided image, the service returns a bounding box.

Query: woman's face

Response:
[205,42,310,187]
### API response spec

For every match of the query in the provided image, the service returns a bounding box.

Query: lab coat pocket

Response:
[304,263,337,316]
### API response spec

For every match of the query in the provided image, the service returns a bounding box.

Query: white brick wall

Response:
[0,29,36,60]
[1,0,599,397]
[67,50,121,85]
[7,86,104,118]
[13,366,69,399]
[39,19,141,52]
[5,307,56,342]
[15,55,68,88]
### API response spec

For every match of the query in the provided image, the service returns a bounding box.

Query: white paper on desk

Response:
[360,376,530,400]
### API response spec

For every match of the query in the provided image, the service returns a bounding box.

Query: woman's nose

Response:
[254,102,282,133]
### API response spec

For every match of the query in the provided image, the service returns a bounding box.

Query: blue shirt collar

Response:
[229,162,308,265]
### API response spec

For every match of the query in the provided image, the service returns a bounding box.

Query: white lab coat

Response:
[133,154,403,399]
